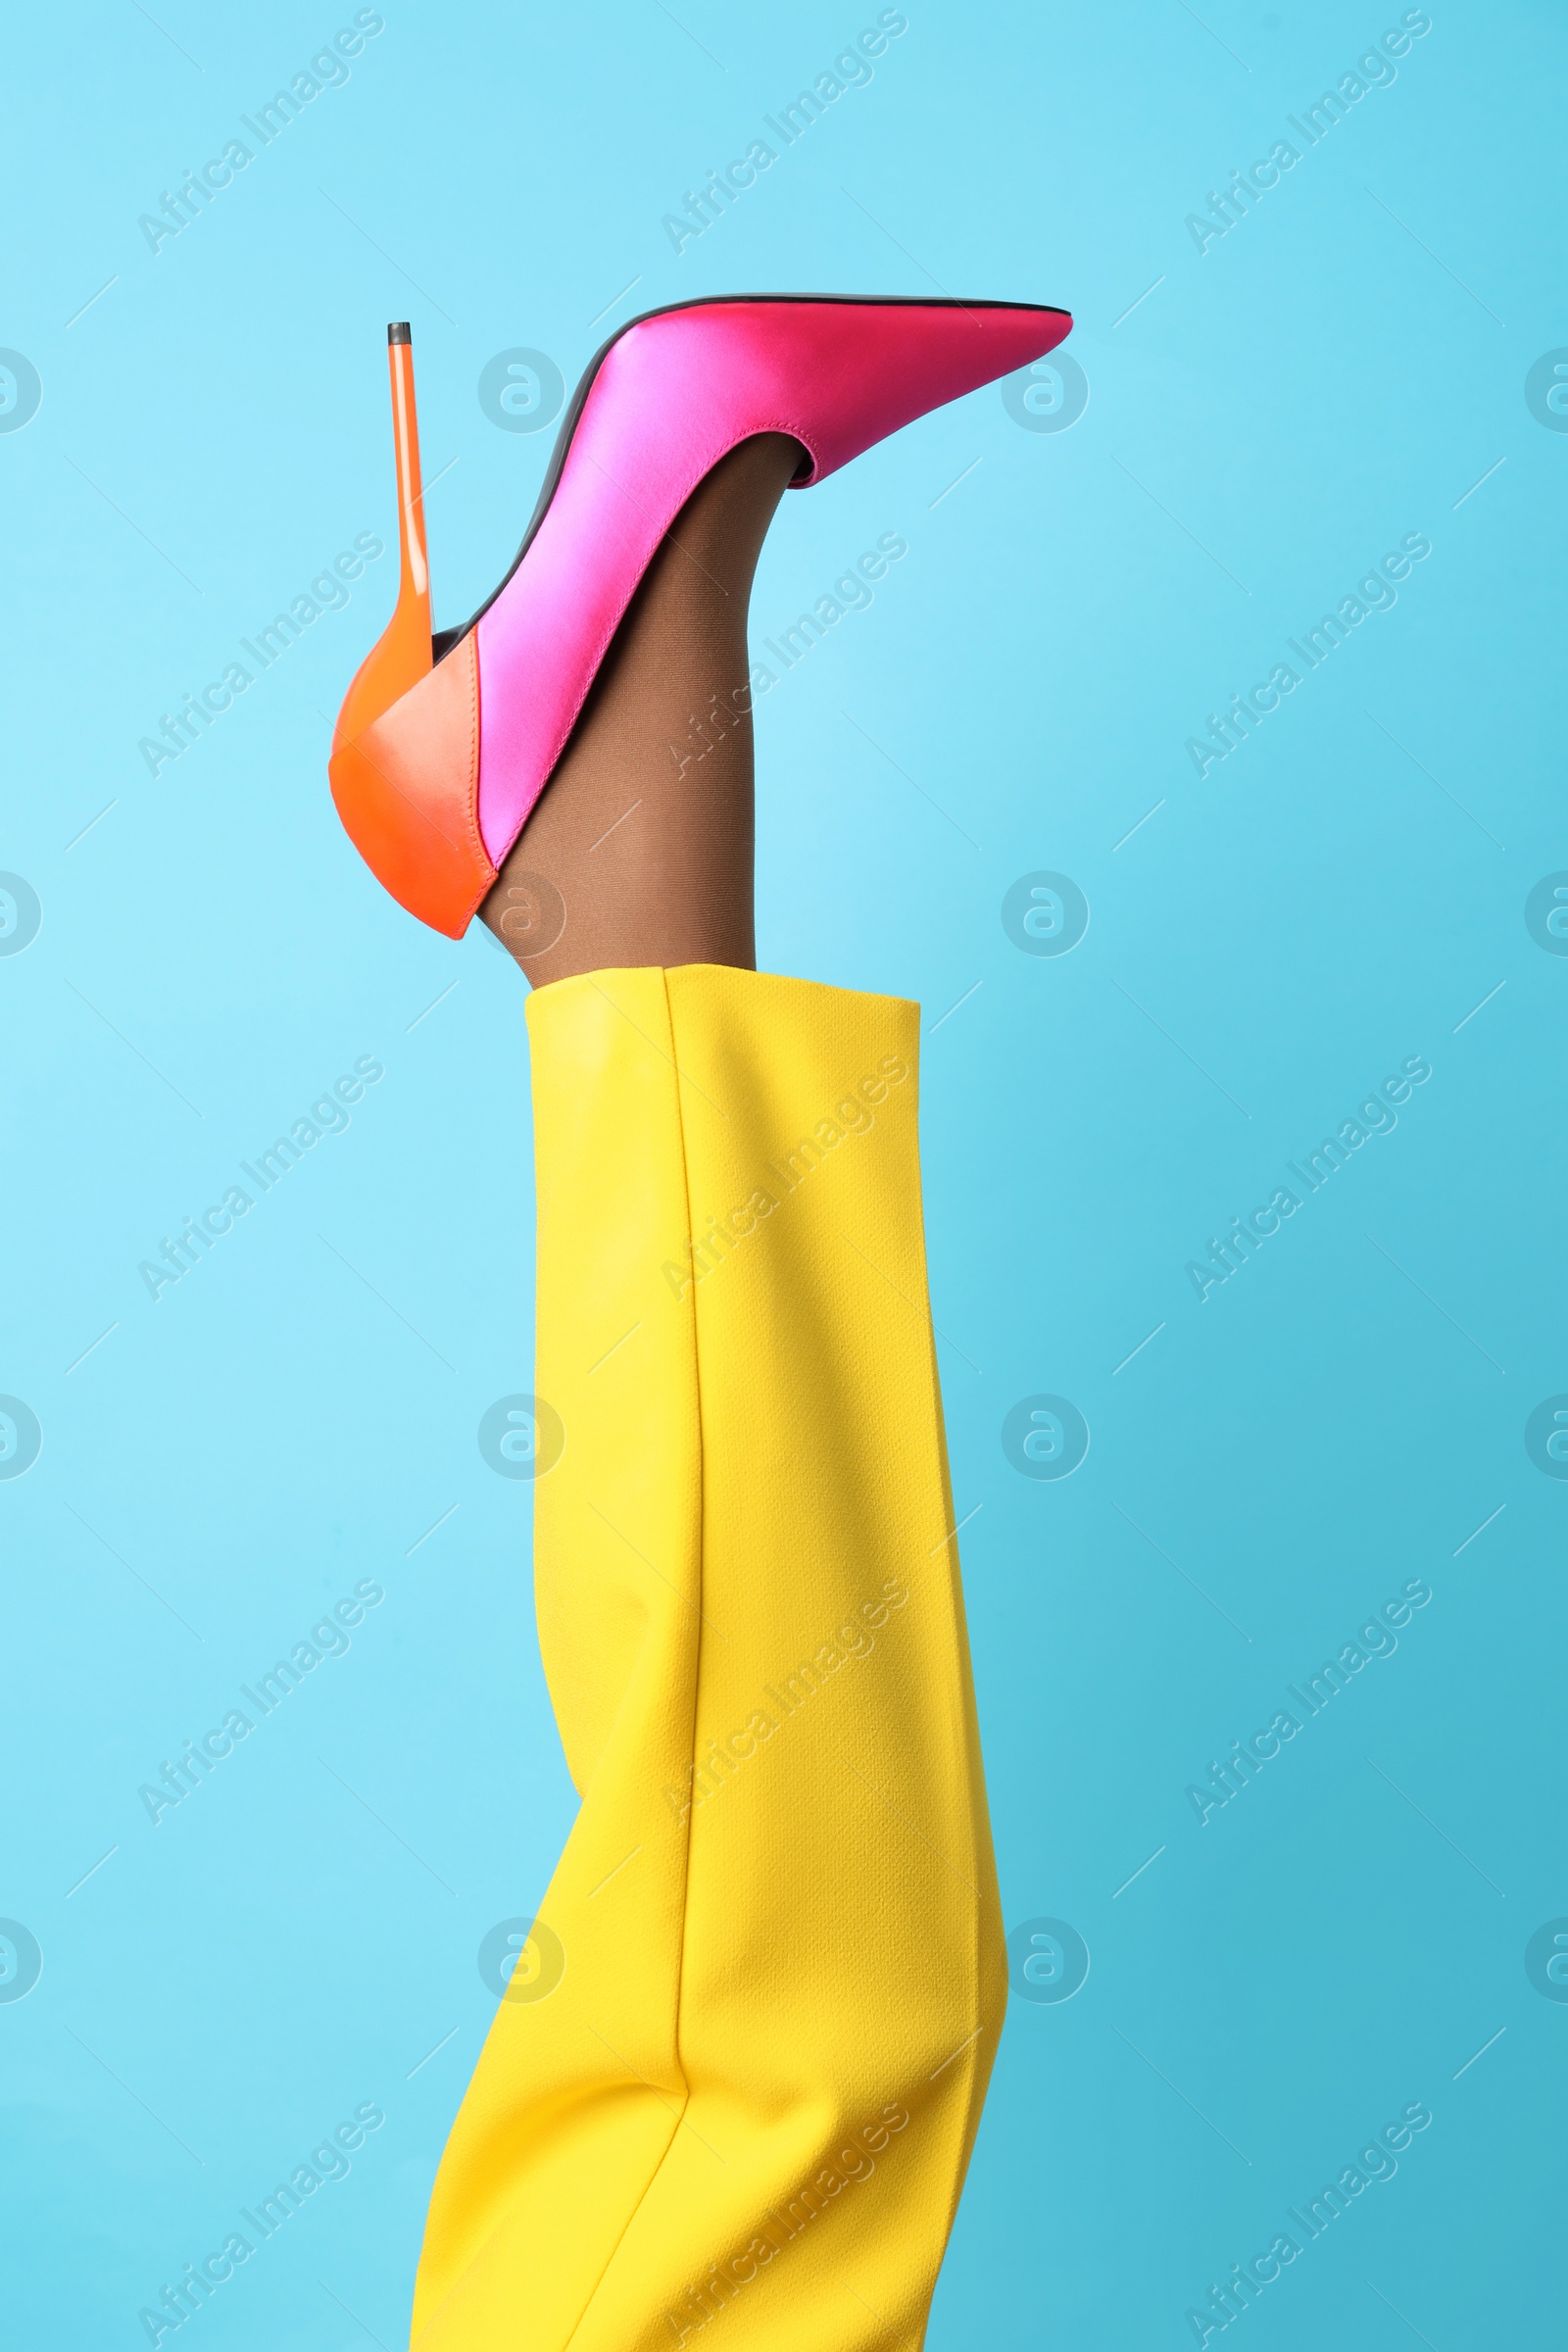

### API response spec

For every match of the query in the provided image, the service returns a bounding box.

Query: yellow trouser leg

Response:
[411,967,1006,2351]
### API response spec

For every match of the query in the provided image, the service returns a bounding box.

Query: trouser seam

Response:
[558,966,708,2352]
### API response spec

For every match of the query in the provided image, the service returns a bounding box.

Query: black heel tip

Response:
[387,321,412,345]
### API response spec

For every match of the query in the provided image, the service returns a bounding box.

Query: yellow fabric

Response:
[412,965,1005,2350]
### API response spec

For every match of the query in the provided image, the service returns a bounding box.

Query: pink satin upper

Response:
[473,299,1071,864]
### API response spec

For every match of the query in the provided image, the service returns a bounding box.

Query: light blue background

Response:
[4,3,1564,2344]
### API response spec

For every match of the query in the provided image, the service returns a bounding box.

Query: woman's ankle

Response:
[481,432,802,983]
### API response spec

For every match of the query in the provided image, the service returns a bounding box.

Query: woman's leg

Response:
[412,453,1006,2351]
[479,432,802,982]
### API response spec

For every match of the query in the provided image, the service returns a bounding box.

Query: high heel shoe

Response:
[329,293,1072,937]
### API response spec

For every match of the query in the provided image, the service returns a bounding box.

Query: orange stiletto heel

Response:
[329,324,491,929]
[338,323,431,737]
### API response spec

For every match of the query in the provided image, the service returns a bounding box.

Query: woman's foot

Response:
[480,431,801,984]
[329,301,1071,938]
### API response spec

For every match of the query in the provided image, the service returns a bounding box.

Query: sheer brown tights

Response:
[479,431,802,983]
